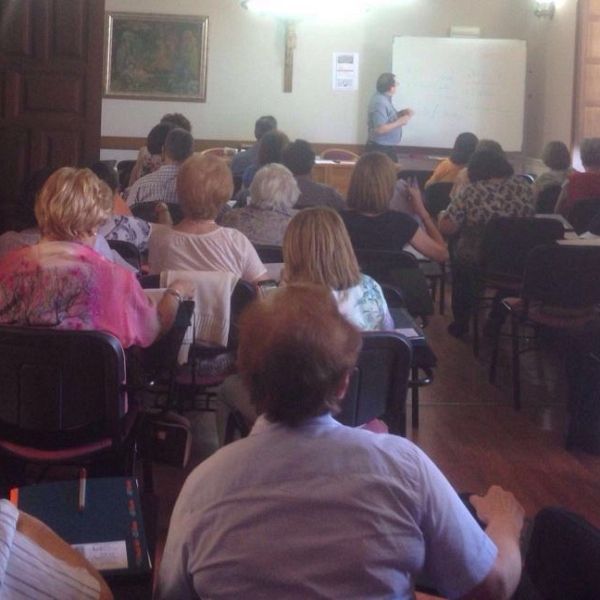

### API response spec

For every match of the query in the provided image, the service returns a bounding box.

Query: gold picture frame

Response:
[104,12,208,102]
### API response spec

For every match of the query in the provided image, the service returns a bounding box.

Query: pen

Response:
[78,468,87,512]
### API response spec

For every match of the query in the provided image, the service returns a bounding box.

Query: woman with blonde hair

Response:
[283,206,393,331]
[0,167,193,348]
[342,152,448,263]
[148,153,267,283]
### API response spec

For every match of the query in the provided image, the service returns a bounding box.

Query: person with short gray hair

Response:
[218,163,298,246]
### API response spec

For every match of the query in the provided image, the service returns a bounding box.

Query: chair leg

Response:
[439,263,446,315]
[473,302,480,357]
[511,315,521,410]
[411,366,419,429]
[489,319,501,384]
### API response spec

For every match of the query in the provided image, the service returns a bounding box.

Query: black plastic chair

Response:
[570,197,600,235]
[0,326,142,486]
[523,507,600,599]
[117,159,136,191]
[336,331,412,436]
[535,184,562,214]
[131,201,184,225]
[489,244,600,409]
[107,239,142,273]
[354,248,434,325]
[424,181,453,219]
[253,244,283,264]
[397,169,434,191]
[472,216,564,357]
[224,331,412,443]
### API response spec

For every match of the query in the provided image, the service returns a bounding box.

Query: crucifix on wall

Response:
[284,20,297,93]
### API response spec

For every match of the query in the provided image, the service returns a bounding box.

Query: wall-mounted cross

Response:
[284,20,297,93]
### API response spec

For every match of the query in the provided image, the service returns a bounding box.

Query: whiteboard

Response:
[392,37,526,152]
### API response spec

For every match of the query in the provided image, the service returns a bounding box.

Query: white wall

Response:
[102,0,577,160]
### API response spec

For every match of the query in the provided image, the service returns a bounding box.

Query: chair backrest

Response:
[397,169,434,191]
[136,300,195,385]
[130,201,184,225]
[200,147,227,157]
[525,506,600,599]
[354,248,434,319]
[336,332,412,436]
[521,244,600,310]
[479,217,564,281]
[424,181,453,219]
[320,148,360,162]
[228,279,256,349]
[253,244,284,264]
[0,326,128,451]
[535,184,562,214]
[570,197,600,234]
[107,239,142,272]
[116,160,136,191]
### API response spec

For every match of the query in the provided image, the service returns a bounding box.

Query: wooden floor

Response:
[151,293,600,591]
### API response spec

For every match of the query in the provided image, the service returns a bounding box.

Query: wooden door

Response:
[0,0,104,207]
[574,0,600,142]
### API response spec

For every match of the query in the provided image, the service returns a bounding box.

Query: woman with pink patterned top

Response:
[0,167,193,348]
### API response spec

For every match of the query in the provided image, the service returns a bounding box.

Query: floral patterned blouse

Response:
[445,176,536,265]
[218,206,297,247]
[332,274,394,331]
[0,241,159,348]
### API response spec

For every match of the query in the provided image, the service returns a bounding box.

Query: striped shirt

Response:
[0,500,100,599]
[125,164,180,206]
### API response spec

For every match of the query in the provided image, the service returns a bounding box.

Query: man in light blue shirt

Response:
[366,72,415,163]
[157,284,524,600]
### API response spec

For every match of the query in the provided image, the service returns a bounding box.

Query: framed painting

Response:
[104,12,208,102]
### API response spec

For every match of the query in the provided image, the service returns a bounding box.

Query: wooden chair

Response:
[489,244,600,409]
[0,326,142,487]
[320,148,360,162]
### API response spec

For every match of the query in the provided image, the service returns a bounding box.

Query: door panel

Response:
[0,0,104,207]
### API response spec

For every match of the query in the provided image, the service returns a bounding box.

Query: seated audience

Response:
[0,499,112,599]
[157,283,525,600]
[532,140,572,198]
[126,128,194,206]
[129,112,192,187]
[281,139,346,210]
[425,131,479,187]
[218,163,299,246]
[148,154,267,284]
[555,137,600,219]
[438,150,536,338]
[0,167,193,348]
[90,161,152,253]
[342,152,448,262]
[451,139,504,198]
[229,115,277,180]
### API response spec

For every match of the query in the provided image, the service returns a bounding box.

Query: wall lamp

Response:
[534,1,555,19]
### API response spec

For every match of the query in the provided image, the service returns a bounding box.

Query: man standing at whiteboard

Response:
[366,73,414,163]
